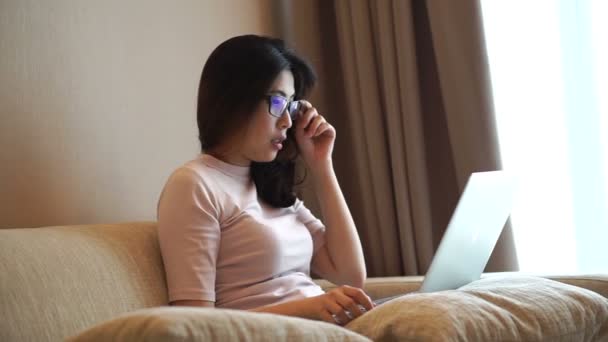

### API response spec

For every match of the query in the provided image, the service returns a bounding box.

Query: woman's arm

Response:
[293,100,367,288]
[172,285,375,326]
[309,163,367,288]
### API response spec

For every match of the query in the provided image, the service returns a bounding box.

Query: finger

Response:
[297,106,317,133]
[312,122,332,138]
[295,99,312,120]
[334,292,366,318]
[327,301,350,325]
[319,310,337,325]
[342,286,375,311]
[301,110,318,134]
[298,99,313,110]
[307,115,326,137]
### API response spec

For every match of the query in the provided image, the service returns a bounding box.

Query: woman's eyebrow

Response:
[270,90,295,99]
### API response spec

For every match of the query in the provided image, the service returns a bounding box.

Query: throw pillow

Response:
[66,306,371,342]
[346,275,608,341]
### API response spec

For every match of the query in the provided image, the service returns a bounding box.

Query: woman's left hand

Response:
[294,100,336,171]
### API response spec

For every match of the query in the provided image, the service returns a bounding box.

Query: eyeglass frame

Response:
[266,94,302,121]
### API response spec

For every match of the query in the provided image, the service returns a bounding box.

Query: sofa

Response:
[1,221,607,341]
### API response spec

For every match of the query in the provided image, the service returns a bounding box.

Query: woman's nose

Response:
[278,110,292,129]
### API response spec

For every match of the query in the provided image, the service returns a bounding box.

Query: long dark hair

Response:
[196,35,316,208]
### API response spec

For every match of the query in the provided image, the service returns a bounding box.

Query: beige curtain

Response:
[315,0,518,276]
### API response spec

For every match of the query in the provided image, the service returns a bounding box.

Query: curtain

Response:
[314,0,519,276]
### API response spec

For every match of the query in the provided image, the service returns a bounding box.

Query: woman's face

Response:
[218,69,295,166]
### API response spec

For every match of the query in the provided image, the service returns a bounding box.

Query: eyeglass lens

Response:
[270,96,300,120]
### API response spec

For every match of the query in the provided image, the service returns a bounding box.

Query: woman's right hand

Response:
[306,285,375,325]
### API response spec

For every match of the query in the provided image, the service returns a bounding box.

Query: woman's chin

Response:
[266,152,279,162]
[253,151,278,163]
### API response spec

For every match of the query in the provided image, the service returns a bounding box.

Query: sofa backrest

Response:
[0,222,168,341]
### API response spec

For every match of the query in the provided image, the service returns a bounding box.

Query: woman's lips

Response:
[271,139,283,150]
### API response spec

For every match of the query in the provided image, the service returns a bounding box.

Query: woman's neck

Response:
[206,148,250,167]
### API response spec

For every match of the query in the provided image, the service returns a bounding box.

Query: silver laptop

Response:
[372,170,517,306]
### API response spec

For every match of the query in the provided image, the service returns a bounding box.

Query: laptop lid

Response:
[419,170,517,293]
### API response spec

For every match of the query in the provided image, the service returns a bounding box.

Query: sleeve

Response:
[294,198,326,254]
[157,167,221,303]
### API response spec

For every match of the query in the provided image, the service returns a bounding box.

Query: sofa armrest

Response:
[482,272,608,299]
[314,276,423,300]
[314,273,608,300]
[543,275,608,298]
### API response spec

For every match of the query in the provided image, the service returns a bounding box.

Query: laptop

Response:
[372,170,517,306]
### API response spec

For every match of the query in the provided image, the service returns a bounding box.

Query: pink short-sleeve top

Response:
[157,154,326,309]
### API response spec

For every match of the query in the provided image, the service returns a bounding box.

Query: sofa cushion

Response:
[66,306,371,342]
[0,222,168,341]
[345,275,608,341]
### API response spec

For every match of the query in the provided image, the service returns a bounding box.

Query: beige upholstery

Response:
[66,307,371,342]
[1,222,607,341]
[347,275,608,341]
[0,222,167,341]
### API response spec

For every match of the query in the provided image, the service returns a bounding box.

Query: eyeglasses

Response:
[266,94,301,121]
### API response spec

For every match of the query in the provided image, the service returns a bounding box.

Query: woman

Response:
[157,34,374,326]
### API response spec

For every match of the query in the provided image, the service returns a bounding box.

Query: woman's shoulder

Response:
[164,155,223,193]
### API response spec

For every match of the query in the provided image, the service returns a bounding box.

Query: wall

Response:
[0,0,283,228]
